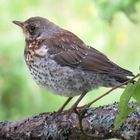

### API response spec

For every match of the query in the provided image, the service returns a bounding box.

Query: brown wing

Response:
[46,31,133,76]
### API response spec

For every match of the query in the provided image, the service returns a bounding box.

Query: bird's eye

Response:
[30,26,35,30]
[29,25,36,34]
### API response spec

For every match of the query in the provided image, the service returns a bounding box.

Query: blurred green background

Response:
[0,0,140,121]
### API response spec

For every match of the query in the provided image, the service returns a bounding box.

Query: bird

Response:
[13,16,134,112]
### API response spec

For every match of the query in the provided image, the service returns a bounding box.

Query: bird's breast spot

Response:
[34,45,48,57]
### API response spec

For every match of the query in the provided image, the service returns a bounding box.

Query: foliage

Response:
[94,0,140,22]
[115,78,140,129]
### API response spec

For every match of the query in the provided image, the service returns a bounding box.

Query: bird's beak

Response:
[12,20,24,28]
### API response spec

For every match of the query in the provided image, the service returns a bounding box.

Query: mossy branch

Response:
[0,102,140,140]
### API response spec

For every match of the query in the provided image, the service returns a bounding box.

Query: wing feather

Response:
[46,31,133,77]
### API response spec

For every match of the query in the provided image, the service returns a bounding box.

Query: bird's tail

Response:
[112,75,135,84]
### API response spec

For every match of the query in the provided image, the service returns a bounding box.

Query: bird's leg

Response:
[57,97,73,113]
[71,93,87,110]
[72,93,92,137]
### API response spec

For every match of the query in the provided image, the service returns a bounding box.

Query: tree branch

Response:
[0,102,140,140]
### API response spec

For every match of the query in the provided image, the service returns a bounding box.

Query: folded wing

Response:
[46,31,134,79]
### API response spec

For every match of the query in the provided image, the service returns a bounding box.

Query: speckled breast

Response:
[24,40,88,97]
[23,39,106,97]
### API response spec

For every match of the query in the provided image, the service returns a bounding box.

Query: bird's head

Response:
[13,16,59,40]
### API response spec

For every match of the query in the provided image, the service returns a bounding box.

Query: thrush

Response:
[13,17,134,112]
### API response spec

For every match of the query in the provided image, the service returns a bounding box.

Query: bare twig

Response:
[85,73,140,108]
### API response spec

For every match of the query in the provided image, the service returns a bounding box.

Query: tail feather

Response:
[119,67,134,77]
[110,74,135,85]
[110,59,134,77]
